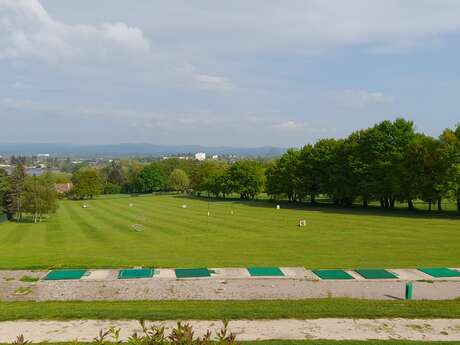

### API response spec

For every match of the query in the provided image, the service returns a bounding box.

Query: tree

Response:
[135,164,166,193]
[190,161,224,195]
[407,135,444,211]
[438,124,460,211]
[23,173,58,222]
[0,168,10,217]
[227,160,265,200]
[159,158,195,177]
[444,164,460,212]
[71,168,104,199]
[120,160,143,193]
[208,170,232,198]
[297,145,320,203]
[101,161,125,194]
[265,149,300,202]
[7,164,26,220]
[168,168,190,192]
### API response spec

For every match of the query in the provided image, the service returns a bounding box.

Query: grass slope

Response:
[2,299,460,321]
[0,195,459,269]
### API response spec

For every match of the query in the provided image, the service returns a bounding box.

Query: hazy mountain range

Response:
[0,143,286,158]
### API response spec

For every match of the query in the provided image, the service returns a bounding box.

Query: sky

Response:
[1,0,460,147]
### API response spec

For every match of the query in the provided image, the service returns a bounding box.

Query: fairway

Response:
[0,195,458,269]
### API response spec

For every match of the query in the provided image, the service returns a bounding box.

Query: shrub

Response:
[13,321,238,345]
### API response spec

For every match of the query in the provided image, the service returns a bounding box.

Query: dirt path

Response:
[2,270,460,301]
[1,319,460,342]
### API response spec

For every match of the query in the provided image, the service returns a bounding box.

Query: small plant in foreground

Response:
[11,335,30,345]
[19,276,39,283]
[91,320,238,345]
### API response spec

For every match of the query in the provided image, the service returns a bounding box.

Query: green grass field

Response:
[1,299,460,321]
[0,194,459,269]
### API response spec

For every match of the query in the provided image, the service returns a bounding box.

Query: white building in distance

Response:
[195,152,206,161]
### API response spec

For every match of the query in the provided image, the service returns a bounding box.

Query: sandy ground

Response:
[1,318,460,342]
[1,269,460,301]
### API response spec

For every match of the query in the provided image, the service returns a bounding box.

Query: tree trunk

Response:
[408,199,414,209]
[437,199,442,212]
[457,198,460,212]
[428,200,432,211]
[380,198,385,208]
[311,194,316,204]
[390,198,395,209]
[363,198,368,208]
[384,197,390,209]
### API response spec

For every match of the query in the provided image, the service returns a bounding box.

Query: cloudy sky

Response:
[1,0,460,147]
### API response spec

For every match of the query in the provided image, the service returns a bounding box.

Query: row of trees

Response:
[60,118,460,212]
[266,119,460,211]
[69,162,193,199]
[69,158,266,201]
[0,164,58,222]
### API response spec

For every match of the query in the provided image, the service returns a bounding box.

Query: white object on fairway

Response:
[299,219,307,227]
[182,204,187,209]
[129,203,133,207]
[207,211,210,216]
[230,210,234,215]
[131,224,144,232]
[276,205,280,210]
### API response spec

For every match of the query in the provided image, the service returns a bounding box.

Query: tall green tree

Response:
[168,168,190,192]
[71,168,104,199]
[7,164,26,220]
[444,164,460,212]
[266,149,300,202]
[23,173,58,222]
[227,160,265,200]
[0,168,10,218]
[190,161,224,195]
[297,145,320,203]
[135,164,166,193]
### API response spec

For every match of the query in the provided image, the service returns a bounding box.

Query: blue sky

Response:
[1,0,460,147]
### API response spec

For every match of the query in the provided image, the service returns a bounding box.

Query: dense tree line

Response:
[60,118,460,212]
[267,119,460,211]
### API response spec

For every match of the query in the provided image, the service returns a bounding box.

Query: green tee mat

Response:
[312,269,354,280]
[44,269,87,280]
[175,268,211,278]
[247,267,284,276]
[419,268,460,278]
[118,268,154,279]
[355,269,398,279]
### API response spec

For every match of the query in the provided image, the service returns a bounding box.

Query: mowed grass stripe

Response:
[0,195,459,269]
[0,220,33,245]
[62,201,108,242]
[134,197,292,238]
[45,205,67,247]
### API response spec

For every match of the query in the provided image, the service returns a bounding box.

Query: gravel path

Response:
[1,319,460,342]
[2,269,460,301]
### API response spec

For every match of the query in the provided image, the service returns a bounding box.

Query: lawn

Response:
[0,194,459,269]
[2,299,460,320]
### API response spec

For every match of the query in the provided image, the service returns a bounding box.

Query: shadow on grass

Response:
[174,194,460,220]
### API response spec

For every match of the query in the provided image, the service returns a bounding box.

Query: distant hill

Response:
[0,143,286,158]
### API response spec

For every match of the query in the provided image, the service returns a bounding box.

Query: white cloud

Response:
[0,0,151,62]
[0,0,232,92]
[142,0,460,56]
[332,89,394,110]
